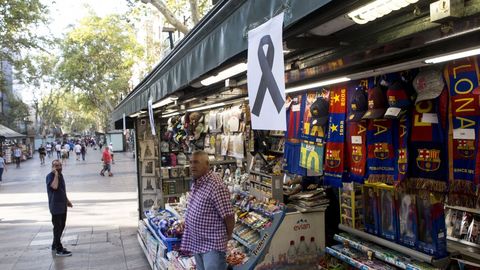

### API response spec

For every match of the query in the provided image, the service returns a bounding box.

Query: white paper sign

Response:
[385,107,401,117]
[148,98,156,136]
[351,136,362,144]
[421,113,439,124]
[292,104,300,112]
[453,129,475,140]
[247,13,286,131]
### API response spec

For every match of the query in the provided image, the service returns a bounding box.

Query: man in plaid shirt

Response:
[181,151,234,270]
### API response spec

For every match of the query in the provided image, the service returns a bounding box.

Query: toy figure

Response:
[399,194,416,239]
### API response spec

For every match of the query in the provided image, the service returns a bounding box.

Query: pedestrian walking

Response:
[74,143,81,161]
[13,146,22,168]
[55,143,62,159]
[46,159,73,257]
[108,142,114,164]
[64,143,70,159]
[181,150,234,270]
[80,144,86,161]
[0,153,7,182]
[61,146,68,166]
[38,144,46,165]
[46,142,52,158]
[100,146,113,177]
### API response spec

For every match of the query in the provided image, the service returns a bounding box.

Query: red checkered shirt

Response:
[181,171,234,254]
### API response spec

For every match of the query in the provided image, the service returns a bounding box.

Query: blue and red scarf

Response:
[324,86,347,187]
[407,92,448,195]
[444,56,480,207]
[394,114,410,185]
[366,119,395,184]
[346,120,367,183]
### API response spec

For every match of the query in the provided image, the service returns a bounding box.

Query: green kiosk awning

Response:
[112,0,332,123]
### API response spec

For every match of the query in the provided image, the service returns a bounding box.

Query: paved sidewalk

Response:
[0,149,148,270]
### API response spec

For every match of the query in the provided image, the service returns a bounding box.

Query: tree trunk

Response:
[189,0,200,24]
[146,0,190,34]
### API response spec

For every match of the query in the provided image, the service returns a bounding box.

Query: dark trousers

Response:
[52,212,67,251]
[0,168,3,181]
[15,157,21,167]
[81,152,85,161]
[57,151,61,159]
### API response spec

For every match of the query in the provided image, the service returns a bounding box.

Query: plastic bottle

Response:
[297,236,309,264]
[308,237,318,263]
[287,240,297,265]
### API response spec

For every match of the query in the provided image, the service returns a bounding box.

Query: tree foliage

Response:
[56,13,143,131]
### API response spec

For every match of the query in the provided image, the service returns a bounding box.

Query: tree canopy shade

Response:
[0,0,49,63]
[56,13,143,131]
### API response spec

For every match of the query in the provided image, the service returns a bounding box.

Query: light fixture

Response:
[200,63,247,86]
[285,77,351,94]
[424,48,480,64]
[128,110,147,118]
[187,102,226,112]
[348,0,419,25]
[161,112,180,118]
[151,96,178,109]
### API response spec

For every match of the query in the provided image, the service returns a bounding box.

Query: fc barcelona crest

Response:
[374,143,389,160]
[416,149,441,172]
[397,148,407,174]
[352,145,363,163]
[326,149,341,168]
[457,139,475,158]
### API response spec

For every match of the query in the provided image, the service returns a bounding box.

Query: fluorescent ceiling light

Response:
[348,0,418,25]
[285,77,351,94]
[200,63,247,86]
[187,102,226,112]
[424,48,480,64]
[151,96,177,109]
[161,112,180,118]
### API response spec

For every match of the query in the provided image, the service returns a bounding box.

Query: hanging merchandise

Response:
[324,86,347,187]
[365,117,395,184]
[346,85,368,183]
[284,94,307,176]
[300,95,328,174]
[444,56,480,208]
[408,72,448,195]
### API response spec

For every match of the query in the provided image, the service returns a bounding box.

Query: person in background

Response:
[181,150,234,270]
[38,144,47,165]
[64,142,70,159]
[0,152,7,182]
[55,142,62,159]
[108,142,114,164]
[61,146,68,166]
[74,142,82,161]
[46,159,73,256]
[80,143,87,161]
[13,145,22,168]
[100,146,113,176]
[46,142,52,158]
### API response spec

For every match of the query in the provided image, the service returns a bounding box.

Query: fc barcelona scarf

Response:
[324,86,347,187]
[407,95,448,196]
[366,119,395,184]
[346,120,367,183]
[393,115,410,185]
[444,56,480,206]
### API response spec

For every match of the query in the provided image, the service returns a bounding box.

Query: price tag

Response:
[453,129,475,140]
[305,144,315,151]
[351,136,362,144]
[315,138,324,144]
[421,113,438,124]
[292,104,300,112]
[385,107,401,117]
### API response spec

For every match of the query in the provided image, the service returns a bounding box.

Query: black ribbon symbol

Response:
[252,35,284,116]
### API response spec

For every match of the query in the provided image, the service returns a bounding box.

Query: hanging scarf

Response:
[324,86,347,187]
[407,94,448,196]
[366,119,395,184]
[394,114,410,185]
[444,56,480,207]
[346,120,367,183]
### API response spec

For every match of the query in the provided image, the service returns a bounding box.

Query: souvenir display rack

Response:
[248,171,284,203]
[339,184,363,230]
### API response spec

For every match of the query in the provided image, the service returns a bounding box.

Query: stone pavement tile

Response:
[127,266,150,270]
[13,259,52,270]
[90,233,107,244]
[88,255,126,269]
[50,256,89,270]
[125,257,149,269]
[64,227,93,235]
[89,264,127,270]
[76,233,92,246]
[0,262,15,270]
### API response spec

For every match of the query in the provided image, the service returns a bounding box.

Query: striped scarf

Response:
[366,119,395,184]
[445,56,480,207]
[324,86,347,187]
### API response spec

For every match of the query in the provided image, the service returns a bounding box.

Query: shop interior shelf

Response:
[447,236,480,249]
[266,149,284,154]
[164,193,183,198]
[249,179,271,188]
[325,245,394,270]
[444,204,480,215]
[232,233,255,251]
[338,224,450,268]
[137,233,154,270]
[210,159,237,165]
[249,170,273,178]
[160,165,190,169]
[448,237,480,263]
